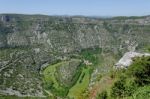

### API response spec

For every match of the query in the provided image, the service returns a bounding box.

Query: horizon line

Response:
[0,13,150,18]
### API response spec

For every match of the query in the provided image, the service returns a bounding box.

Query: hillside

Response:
[0,14,150,99]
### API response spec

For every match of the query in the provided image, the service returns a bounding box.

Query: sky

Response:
[0,0,150,16]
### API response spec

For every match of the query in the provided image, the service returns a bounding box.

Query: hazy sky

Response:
[0,0,150,16]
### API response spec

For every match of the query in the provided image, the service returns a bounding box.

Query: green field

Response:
[42,59,82,97]
[43,61,69,97]
[68,66,92,99]
[43,62,63,90]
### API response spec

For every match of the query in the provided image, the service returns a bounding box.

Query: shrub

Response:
[111,74,137,98]
[97,91,108,99]
[111,56,150,98]
[111,75,126,97]
[124,78,137,96]
[127,56,150,85]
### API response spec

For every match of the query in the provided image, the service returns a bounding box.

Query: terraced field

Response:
[68,66,92,99]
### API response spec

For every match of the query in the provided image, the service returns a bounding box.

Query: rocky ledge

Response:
[115,51,150,68]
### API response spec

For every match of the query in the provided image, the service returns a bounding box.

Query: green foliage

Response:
[125,78,137,96]
[79,72,85,83]
[44,81,54,90]
[96,91,108,99]
[69,65,82,87]
[80,47,102,65]
[111,72,138,98]
[43,62,69,97]
[50,86,69,97]
[127,56,150,85]
[43,60,82,97]
[96,74,102,81]
[111,56,150,98]
[68,66,92,99]
[111,75,127,97]
[133,85,150,99]
[148,47,150,52]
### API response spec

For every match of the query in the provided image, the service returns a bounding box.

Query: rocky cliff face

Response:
[0,14,150,53]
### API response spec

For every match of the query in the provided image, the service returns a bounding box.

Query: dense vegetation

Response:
[96,56,150,99]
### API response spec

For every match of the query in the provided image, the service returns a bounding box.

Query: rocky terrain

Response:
[115,51,150,68]
[0,14,150,98]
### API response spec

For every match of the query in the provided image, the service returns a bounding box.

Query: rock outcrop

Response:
[115,52,150,68]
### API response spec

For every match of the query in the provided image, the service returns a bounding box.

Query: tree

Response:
[111,75,126,98]
[127,56,150,85]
